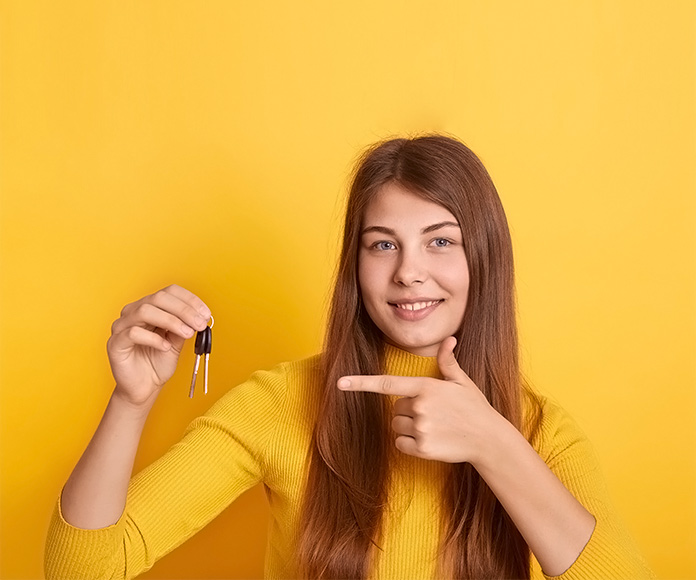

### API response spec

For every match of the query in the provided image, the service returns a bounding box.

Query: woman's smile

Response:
[389,298,444,321]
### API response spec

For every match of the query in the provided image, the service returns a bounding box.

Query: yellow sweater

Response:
[44,344,655,579]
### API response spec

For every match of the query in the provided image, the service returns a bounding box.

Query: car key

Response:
[189,315,213,398]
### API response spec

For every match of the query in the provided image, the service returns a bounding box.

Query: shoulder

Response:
[250,352,323,381]
[276,352,323,384]
[205,352,323,417]
[182,353,324,458]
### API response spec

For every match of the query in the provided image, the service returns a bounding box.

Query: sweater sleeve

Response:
[44,363,289,580]
[532,398,655,580]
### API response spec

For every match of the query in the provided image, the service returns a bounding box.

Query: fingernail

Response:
[338,378,351,390]
[199,306,211,319]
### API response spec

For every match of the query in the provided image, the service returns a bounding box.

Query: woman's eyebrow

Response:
[361,221,460,235]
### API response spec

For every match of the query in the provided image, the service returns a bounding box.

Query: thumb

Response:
[437,336,464,382]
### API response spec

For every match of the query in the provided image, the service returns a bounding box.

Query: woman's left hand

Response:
[337,336,510,464]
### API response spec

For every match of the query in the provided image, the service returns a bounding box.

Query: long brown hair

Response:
[296,134,542,579]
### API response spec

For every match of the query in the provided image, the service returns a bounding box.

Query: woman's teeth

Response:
[394,300,440,311]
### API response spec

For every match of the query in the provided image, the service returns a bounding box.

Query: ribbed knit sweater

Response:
[44,344,655,579]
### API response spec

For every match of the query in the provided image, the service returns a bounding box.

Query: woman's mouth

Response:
[388,299,444,321]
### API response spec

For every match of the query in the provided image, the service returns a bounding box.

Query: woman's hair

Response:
[296,134,543,579]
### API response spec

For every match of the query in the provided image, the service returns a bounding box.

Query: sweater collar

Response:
[383,342,442,379]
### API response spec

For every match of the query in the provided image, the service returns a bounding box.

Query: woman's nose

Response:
[393,249,427,286]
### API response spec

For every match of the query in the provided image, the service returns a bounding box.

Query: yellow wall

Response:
[1,1,694,578]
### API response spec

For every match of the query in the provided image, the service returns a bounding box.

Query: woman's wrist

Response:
[110,386,158,421]
[468,406,521,472]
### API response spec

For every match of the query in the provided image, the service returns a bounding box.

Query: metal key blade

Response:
[204,353,209,394]
[189,355,201,398]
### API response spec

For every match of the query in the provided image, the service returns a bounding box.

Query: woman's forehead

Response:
[362,183,458,228]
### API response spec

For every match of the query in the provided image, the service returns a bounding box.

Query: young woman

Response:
[45,135,654,579]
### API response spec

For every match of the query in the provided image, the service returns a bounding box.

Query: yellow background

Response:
[1,1,694,578]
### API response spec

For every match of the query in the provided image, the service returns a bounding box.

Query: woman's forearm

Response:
[60,388,156,530]
[473,417,596,577]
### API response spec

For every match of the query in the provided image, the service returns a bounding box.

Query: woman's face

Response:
[358,182,470,356]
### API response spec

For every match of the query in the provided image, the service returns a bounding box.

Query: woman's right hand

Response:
[106,284,212,408]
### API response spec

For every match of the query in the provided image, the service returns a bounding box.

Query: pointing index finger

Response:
[337,375,424,397]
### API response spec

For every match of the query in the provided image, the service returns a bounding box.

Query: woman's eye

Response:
[372,241,396,251]
[432,238,451,247]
